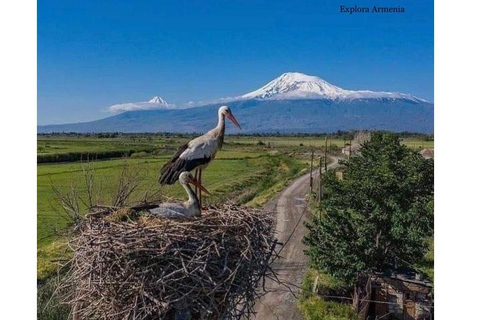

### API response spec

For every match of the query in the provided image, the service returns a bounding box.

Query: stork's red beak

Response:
[190,177,211,195]
[227,113,242,129]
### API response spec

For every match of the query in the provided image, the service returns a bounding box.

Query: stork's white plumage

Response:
[159,106,241,208]
[149,172,210,219]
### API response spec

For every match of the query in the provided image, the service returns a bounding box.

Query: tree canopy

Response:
[303,133,434,285]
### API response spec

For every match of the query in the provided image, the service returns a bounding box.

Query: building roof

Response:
[420,148,434,158]
[376,268,433,288]
[342,144,361,152]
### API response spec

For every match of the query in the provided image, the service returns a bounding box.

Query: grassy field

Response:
[38,134,434,153]
[230,135,433,149]
[37,135,185,155]
[37,150,276,243]
[37,139,313,279]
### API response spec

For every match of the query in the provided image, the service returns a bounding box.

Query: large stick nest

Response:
[62,204,279,320]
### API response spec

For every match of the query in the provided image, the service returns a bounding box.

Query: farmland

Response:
[230,135,434,149]
[37,135,311,279]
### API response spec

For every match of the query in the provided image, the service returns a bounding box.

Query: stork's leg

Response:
[199,169,203,211]
[194,169,199,196]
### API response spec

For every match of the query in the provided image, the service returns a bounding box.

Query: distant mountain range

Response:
[38,72,433,133]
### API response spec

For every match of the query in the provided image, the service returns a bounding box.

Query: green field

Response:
[37,135,188,155]
[37,138,313,279]
[38,151,271,243]
[37,133,433,279]
[38,134,434,154]
[232,136,434,149]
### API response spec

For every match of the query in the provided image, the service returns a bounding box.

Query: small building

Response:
[420,148,434,159]
[342,144,361,157]
[355,269,433,320]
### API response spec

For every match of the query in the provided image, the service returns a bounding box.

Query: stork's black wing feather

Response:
[160,144,188,175]
[159,143,188,185]
[159,143,211,185]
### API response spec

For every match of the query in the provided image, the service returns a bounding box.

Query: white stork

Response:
[159,106,241,208]
[149,172,210,218]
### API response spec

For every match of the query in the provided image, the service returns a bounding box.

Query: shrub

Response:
[130,151,148,158]
[298,269,357,320]
[298,297,359,320]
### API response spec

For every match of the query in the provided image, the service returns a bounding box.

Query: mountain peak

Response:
[108,96,173,113]
[278,72,328,82]
[148,96,169,105]
[240,72,346,100]
[239,72,427,103]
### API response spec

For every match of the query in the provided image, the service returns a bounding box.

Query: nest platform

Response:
[63,204,279,320]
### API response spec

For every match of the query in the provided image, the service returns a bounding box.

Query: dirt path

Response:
[254,156,341,320]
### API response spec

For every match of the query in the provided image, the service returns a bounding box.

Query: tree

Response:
[303,133,434,285]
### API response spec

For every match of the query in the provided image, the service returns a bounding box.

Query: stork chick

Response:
[149,172,210,218]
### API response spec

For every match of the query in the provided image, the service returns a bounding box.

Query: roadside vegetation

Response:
[297,269,360,320]
[301,132,434,317]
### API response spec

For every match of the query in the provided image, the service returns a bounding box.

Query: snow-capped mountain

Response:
[238,72,427,102]
[108,96,175,113]
[38,72,433,134]
[148,96,169,105]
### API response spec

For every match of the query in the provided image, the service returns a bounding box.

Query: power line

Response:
[314,294,435,309]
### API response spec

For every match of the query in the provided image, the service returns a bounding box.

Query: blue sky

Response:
[38,0,433,125]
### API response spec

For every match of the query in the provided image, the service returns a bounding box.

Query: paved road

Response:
[254,156,341,320]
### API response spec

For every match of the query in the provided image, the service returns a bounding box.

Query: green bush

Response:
[257,140,265,145]
[298,296,359,320]
[298,269,357,320]
[301,269,348,299]
[37,148,157,163]
[130,151,148,158]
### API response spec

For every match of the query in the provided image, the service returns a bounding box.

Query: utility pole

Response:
[317,156,322,203]
[324,136,328,171]
[349,138,352,160]
[309,149,314,193]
